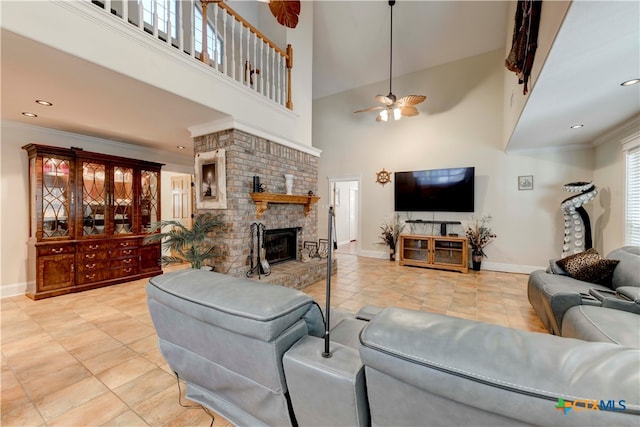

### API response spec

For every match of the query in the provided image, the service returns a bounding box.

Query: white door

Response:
[349,187,358,241]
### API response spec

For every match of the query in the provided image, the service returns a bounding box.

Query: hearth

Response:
[265,227,298,264]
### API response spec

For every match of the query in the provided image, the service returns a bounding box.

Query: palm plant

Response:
[143,212,224,269]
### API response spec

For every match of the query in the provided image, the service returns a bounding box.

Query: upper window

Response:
[194,6,223,65]
[141,0,178,39]
[625,143,640,245]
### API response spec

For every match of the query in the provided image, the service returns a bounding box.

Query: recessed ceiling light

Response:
[35,100,53,106]
[22,112,38,118]
[570,124,583,129]
[177,145,186,150]
[621,79,640,86]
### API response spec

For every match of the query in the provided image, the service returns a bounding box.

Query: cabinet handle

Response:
[123,259,132,264]
[120,242,129,247]
[85,263,96,269]
[86,274,95,280]
[89,245,99,250]
[85,254,96,259]
[51,248,63,254]
[124,268,132,273]
[123,249,132,255]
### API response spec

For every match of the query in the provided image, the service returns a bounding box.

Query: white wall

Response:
[314,49,596,272]
[593,120,640,255]
[0,121,192,297]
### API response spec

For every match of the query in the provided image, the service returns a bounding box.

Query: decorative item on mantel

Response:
[464,215,497,271]
[379,214,405,261]
[284,174,294,195]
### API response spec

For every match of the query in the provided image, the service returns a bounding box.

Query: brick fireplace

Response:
[193,128,333,287]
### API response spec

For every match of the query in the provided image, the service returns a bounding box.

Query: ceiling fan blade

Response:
[400,106,419,117]
[375,94,396,105]
[398,95,426,106]
[354,106,384,114]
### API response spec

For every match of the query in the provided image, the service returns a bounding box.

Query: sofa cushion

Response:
[607,246,640,289]
[148,269,323,342]
[556,248,619,286]
[562,305,640,348]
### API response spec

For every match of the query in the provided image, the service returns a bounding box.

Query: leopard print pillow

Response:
[556,248,620,285]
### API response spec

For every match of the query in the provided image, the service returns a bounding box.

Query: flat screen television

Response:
[394,167,474,212]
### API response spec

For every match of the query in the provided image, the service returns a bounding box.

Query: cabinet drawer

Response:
[79,251,109,261]
[110,265,139,279]
[37,244,75,256]
[110,247,137,258]
[109,257,138,269]
[77,260,110,273]
[77,270,108,284]
[77,242,108,253]
[111,240,138,250]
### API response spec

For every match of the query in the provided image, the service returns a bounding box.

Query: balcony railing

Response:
[91,0,293,110]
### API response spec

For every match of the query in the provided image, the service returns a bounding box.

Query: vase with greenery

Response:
[143,212,224,269]
[465,215,497,271]
[379,214,405,261]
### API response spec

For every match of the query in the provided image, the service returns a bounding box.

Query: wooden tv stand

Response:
[398,234,469,273]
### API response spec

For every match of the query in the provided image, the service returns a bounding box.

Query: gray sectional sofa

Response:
[528,246,640,347]
[147,268,639,426]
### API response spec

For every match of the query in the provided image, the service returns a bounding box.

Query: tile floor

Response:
[1,251,546,426]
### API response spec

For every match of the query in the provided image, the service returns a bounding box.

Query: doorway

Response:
[329,178,359,255]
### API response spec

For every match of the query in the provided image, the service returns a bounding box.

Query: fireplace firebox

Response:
[264,228,298,264]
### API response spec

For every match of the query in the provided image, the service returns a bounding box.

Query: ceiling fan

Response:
[354,0,426,122]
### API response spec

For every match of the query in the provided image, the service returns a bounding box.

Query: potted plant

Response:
[379,214,405,261]
[144,212,224,270]
[465,215,497,271]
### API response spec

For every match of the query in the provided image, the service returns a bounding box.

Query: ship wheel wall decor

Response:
[376,169,392,186]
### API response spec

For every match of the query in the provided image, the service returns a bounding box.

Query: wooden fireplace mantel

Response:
[250,192,320,219]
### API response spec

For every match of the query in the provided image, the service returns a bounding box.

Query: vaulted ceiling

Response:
[2,1,638,154]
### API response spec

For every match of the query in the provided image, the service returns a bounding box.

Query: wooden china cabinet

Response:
[23,144,164,300]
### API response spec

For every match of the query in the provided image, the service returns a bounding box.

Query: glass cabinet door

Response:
[113,166,134,235]
[41,156,72,239]
[140,170,160,233]
[81,161,107,236]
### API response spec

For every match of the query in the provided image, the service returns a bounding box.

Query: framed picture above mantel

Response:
[195,149,227,209]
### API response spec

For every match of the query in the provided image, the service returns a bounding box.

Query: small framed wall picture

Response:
[518,175,534,191]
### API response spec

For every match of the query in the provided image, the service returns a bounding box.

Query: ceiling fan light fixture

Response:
[621,78,640,86]
[354,0,426,122]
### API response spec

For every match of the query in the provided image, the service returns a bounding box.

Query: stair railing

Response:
[90,0,293,110]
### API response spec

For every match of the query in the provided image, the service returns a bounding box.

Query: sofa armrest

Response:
[360,308,639,425]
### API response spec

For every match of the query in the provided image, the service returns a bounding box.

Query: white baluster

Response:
[278,54,283,104]
[177,1,184,53]
[105,0,111,14]
[239,22,244,84]
[232,16,236,80]
[252,32,257,90]
[152,0,158,38]
[245,26,250,86]
[213,4,218,70]
[189,0,195,58]
[166,0,172,46]
[221,6,229,76]
[138,0,144,29]
[259,40,264,95]
[122,0,128,24]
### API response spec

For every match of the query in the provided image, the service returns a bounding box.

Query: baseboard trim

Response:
[1,282,27,299]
